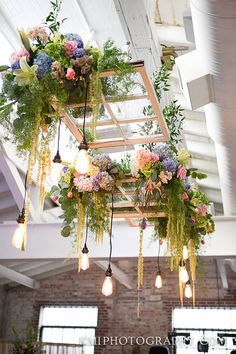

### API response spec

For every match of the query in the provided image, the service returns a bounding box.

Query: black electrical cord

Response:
[53,119,62,163]
[157,239,161,272]
[82,77,90,142]
[108,193,114,269]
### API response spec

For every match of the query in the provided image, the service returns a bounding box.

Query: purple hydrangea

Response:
[64,33,82,41]
[94,172,103,182]
[92,154,112,171]
[33,53,53,78]
[185,183,191,190]
[154,143,174,161]
[92,179,100,192]
[73,48,85,58]
[11,61,20,70]
[140,218,147,230]
[76,39,84,48]
[162,159,178,175]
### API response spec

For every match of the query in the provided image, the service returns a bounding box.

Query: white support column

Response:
[0,152,38,221]
[0,264,40,289]
[94,260,133,289]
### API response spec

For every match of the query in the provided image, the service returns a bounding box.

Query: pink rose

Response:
[150,152,159,163]
[177,165,187,180]
[196,204,208,216]
[9,52,19,64]
[66,68,75,80]
[17,47,30,59]
[67,192,73,198]
[182,192,189,201]
[64,41,77,56]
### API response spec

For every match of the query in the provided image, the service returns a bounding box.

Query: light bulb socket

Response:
[179,260,186,267]
[82,243,89,254]
[157,269,161,276]
[16,208,25,224]
[79,139,89,151]
[186,280,191,286]
[105,264,112,277]
[53,151,62,163]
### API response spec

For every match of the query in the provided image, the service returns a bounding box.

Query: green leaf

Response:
[17,29,31,51]
[61,225,71,237]
[0,65,9,72]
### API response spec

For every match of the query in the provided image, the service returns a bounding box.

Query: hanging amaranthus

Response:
[189,239,197,306]
[77,199,86,272]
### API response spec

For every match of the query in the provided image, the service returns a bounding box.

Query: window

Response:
[39,306,98,354]
[172,308,236,353]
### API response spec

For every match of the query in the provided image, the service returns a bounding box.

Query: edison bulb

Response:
[102,276,113,296]
[74,149,90,174]
[51,162,62,183]
[155,273,163,289]
[12,223,25,249]
[81,252,90,271]
[185,282,192,298]
[179,266,189,283]
[183,245,189,260]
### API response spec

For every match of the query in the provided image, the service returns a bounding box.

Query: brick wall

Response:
[0,257,236,354]
[0,286,6,338]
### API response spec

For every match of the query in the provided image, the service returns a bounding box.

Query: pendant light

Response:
[179,260,189,283]
[52,119,62,182]
[81,213,90,271]
[155,240,163,289]
[12,172,28,251]
[184,280,192,298]
[102,194,114,296]
[74,77,90,174]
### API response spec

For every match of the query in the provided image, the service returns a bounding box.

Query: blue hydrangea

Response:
[64,33,82,41]
[11,61,20,70]
[154,143,174,161]
[73,48,85,58]
[76,39,84,48]
[162,159,178,175]
[33,53,53,78]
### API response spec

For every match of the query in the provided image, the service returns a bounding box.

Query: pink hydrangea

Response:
[66,68,75,80]
[196,204,208,216]
[64,40,77,57]
[159,171,172,184]
[177,165,187,180]
[17,47,30,59]
[27,26,49,44]
[136,148,159,170]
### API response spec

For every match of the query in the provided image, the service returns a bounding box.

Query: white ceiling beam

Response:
[0,217,236,260]
[197,174,221,190]
[0,264,39,289]
[94,260,133,289]
[191,158,219,174]
[186,140,216,158]
[216,259,228,289]
[113,0,161,76]
[0,152,39,221]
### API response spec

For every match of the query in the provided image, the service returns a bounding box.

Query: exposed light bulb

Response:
[179,261,189,283]
[51,162,62,183]
[81,244,89,271]
[12,223,25,250]
[102,265,113,296]
[75,148,90,174]
[183,245,189,260]
[155,272,162,289]
[185,281,192,298]
[102,275,113,296]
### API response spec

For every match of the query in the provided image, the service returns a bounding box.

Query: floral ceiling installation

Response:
[0,0,215,307]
